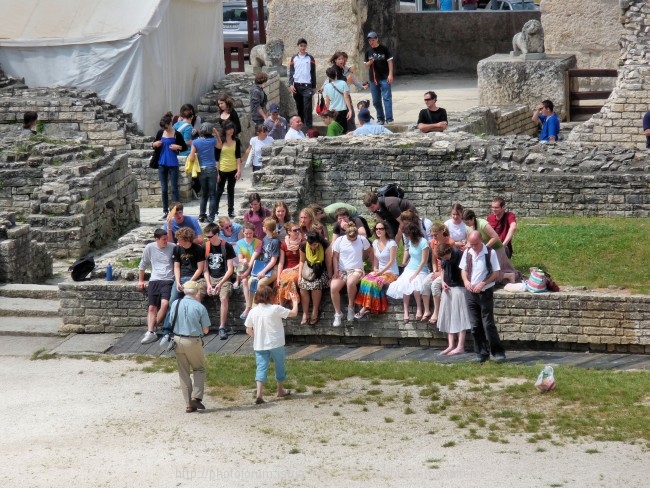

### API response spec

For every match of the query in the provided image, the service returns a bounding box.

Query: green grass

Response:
[513,217,650,294]
[137,354,650,443]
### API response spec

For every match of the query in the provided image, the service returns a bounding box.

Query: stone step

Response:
[0,296,60,317]
[0,316,64,337]
[0,284,59,300]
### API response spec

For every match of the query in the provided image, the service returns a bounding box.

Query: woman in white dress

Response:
[387,223,430,322]
[435,242,471,355]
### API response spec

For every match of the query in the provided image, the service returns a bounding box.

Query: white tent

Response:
[0,0,224,134]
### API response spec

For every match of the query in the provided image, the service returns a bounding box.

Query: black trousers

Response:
[216,169,237,216]
[466,287,505,357]
[293,83,314,128]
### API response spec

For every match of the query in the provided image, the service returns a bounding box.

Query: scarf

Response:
[285,234,301,253]
[305,243,324,266]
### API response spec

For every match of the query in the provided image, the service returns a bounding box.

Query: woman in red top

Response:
[275,221,303,310]
[421,223,455,325]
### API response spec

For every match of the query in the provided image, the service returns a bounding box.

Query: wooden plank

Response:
[569,91,612,101]
[213,332,249,355]
[568,69,618,78]
[337,346,384,361]
[287,344,327,360]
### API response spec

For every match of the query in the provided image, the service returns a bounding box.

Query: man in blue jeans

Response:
[364,31,394,125]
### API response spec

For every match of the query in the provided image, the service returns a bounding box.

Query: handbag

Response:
[315,91,326,116]
[149,147,161,169]
[301,263,317,282]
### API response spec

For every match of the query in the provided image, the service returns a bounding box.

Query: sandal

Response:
[277,390,292,398]
[403,315,410,323]
[309,317,319,326]
[415,314,423,321]
[255,397,266,405]
[421,313,432,322]
[354,309,370,320]
[300,315,308,325]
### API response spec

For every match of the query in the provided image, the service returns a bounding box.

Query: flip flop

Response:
[255,397,266,405]
[300,316,308,325]
[415,314,423,321]
[421,313,432,322]
[403,316,410,323]
[277,390,292,398]
[354,310,370,320]
[309,317,319,326]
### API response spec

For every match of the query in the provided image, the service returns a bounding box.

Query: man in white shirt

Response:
[288,38,316,129]
[330,226,371,326]
[285,116,305,140]
[459,231,506,363]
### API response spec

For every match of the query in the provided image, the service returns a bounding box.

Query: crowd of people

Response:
[138,189,523,409]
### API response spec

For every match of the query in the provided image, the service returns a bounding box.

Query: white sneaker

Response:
[141,331,157,344]
[347,307,355,322]
[332,313,344,327]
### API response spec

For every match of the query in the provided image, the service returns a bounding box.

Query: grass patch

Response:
[118,258,141,269]
[384,417,394,423]
[200,356,650,443]
[30,348,58,360]
[513,217,650,293]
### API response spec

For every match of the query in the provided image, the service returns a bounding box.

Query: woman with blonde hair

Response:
[299,207,327,242]
[272,201,291,239]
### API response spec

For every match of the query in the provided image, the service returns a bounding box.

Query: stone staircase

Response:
[0,284,63,336]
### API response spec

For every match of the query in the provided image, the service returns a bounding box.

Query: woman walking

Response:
[152,112,187,220]
[187,123,218,223]
[215,120,242,219]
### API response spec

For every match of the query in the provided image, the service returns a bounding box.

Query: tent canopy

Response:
[0,0,224,134]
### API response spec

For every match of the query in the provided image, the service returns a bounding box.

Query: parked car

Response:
[223,1,268,46]
[483,0,539,10]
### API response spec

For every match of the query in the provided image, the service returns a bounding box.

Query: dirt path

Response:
[1,356,647,487]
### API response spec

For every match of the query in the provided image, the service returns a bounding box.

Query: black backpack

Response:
[376,182,405,202]
[69,255,95,281]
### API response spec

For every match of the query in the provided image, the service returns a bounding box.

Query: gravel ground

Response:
[1,356,648,487]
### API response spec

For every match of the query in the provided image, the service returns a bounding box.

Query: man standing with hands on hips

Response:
[289,38,316,129]
[364,31,394,125]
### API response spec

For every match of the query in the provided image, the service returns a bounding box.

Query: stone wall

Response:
[395,11,541,74]
[451,105,538,137]
[542,0,620,90]
[0,212,52,283]
[267,0,367,85]
[568,0,650,149]
[57,280,650,353]
[250,133,648,221]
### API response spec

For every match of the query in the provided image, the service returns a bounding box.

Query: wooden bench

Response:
[566,69,618,121]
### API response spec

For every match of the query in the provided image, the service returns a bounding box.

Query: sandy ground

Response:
[1,356,648,488]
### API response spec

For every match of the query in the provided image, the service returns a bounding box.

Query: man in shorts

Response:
[203,223,236,340]
[330,226,371,326]
[138,229,175,344]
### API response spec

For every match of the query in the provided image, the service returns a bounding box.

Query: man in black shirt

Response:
[364,31,394,125]
[363,191,417,244]
[417,91,448,133]
[203,223,236,340]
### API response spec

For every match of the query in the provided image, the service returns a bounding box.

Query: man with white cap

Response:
[168,280,211,413]
[351,108,393,136]
[263,103,288,140]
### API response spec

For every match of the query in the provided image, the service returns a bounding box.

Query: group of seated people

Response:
[137,191,519,356]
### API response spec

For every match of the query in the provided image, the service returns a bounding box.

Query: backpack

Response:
[68,255,95,281]
[376,183,405,203]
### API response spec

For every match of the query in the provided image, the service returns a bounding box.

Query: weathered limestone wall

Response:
[0,213,52,283]
[58,281,650,353]
[542,0,620,90]
[250,133,648,221]
[267,0,367,85]
[568,0,650,149]
[395,11,541,74]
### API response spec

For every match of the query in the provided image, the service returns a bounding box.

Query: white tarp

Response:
[0,0,224,134]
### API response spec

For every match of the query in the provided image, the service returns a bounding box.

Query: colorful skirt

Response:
[437,286,471,334]
[275,268,300,304]
[355,272,398,313]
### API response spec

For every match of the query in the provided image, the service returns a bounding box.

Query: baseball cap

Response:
[367,31,378,39]
[269,103,280,113]
[358,108,371,123]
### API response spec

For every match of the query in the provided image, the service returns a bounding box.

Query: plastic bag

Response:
[535,365,556,393]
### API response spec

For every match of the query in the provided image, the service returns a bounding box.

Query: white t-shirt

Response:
[285,128,305,140]
[444,219,467,242]
[459,244,501,289]
[373,239,399,275]
[332,235,370,271]
[248,135,275,167]
[245,303,289,350]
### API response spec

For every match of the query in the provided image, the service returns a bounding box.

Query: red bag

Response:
[315,91,326,116]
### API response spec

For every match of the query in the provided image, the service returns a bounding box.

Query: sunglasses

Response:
[205,234,214,238]
[375,227,385,231]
